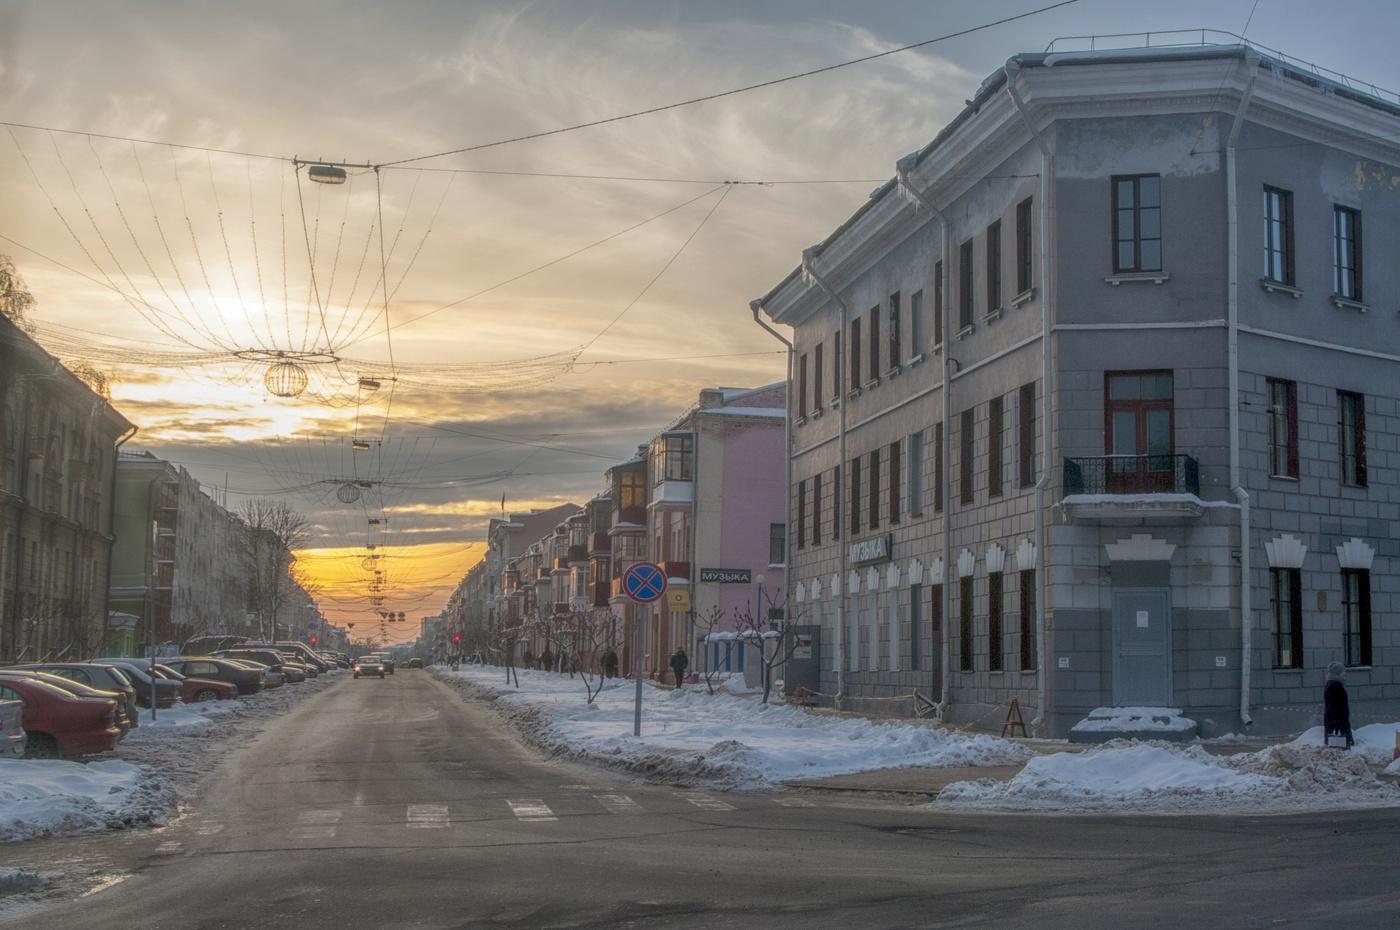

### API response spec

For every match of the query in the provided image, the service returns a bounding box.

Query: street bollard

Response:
[1394,730,1399,761]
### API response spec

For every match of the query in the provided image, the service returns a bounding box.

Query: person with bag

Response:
[1323,661,1353,750]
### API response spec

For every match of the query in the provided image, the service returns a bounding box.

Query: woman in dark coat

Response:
[1323,661,1353,749]
[669,647,689,689]
[603,650,619,679]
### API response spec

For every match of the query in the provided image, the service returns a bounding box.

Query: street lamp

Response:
[754,574,766,629]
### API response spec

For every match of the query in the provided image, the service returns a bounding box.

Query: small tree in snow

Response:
[732,589,798,705]
[693,605,731,696]
[572,607,625,704]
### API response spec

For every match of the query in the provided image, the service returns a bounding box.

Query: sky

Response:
[2,0,1398,640]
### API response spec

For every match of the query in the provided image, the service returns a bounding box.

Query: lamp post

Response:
[754,573,766,694]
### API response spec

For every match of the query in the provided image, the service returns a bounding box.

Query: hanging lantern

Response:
[265,360,309,398]
[336,483,361,504]
[352,440,370,451]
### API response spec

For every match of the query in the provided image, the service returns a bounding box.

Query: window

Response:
[832,331,842,401]
[933,264,944,346]
[1019,382,1036,488]
[888,292,901,370]
[811,471,822,545]
[986,220,1002,311]
[958,240,975,330]
[1333,205,1362,300]
[769,524,786,565]
[888,440,901,524]
[849,317,862,389]
[1342,569,1372,667]
[1266,378,1298,479]
[909,582,922,672]
[959,576,974,672]
[1019,569,1036,671]
[796,480,806,550]
[910,290,923,358]
[1271,567,1302,669]
[867,448,880,530]
[1112,174,1162,273]
[850,456,861,534]
[988,571,1003,672]
[868,307,881,381]
[618,469,645,510]
[798,353,808,419]
[933,421,945,512]
[960,408,975,505]
[1016,197,1033,295]
[813,342,824,408]
[651,433,692,483]
[1338,390,1366,487]
[1104,371,1174,493]
[1263,187,1294,285]
[988,395,1004,498]
[907,430,924,518]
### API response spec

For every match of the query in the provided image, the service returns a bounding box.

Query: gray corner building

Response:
[753,40,1398,738]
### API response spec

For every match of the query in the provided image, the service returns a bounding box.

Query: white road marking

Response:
[191,822,225,834]
[677,791,735,811]
[595,794,644,814]
[154,841,182,854]
[294,809,342,839]
[407,803,450,828]
[507,799,557,822]
[773,797,815,807]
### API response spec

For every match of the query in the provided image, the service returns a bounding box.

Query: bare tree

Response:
[693,605,730,696]
[0,254,37,333]
[732,589,798,705]
[237,498,311,641]
[571,607,625,704]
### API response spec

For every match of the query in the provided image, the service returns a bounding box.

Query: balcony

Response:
[588,533,612,555]
[553,557,571,573]
[1060,454,1207,524]
[568,544,589,564]
[663,562,690,582]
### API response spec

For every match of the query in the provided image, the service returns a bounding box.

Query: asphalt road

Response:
[3,670,1399,929]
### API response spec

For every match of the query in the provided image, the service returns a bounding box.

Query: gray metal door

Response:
[1112,588,1172,706]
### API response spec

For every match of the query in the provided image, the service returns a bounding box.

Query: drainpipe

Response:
[895,154,953,719]
[102,425,139,657]
[800,248,848,706]
[750,300,793,680]
[1005,59,1055,735]
[1227,54,1260,728]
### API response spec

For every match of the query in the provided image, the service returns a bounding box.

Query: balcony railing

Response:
[1063,454,1199,497]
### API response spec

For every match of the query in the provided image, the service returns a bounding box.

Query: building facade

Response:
[756,42,1398,737]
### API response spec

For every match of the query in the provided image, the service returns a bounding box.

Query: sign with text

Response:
[700,568,752,584]
[848,534,893,566]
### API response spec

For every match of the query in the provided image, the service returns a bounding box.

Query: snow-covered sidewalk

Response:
[0,672,341,843]
[436,664,1400,814]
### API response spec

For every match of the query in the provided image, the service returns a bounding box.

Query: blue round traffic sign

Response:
[622,562,667,603]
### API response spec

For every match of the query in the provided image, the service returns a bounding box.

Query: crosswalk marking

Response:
[294,809,342,839]
[407,803,450,828]
[191,822,225,835]
[676,791,735,811]
[507,799,557,822]
[154,841,183,855]
[773,797,815,807]
[595,794,644,814]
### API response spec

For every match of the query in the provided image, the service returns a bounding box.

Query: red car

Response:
[151,664,239,702]
[0,676,121,758]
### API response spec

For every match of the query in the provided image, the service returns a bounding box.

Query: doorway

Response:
[1111,588,1172,706]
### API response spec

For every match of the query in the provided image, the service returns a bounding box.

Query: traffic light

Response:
[453,635,461,644]
[310,636,317,645]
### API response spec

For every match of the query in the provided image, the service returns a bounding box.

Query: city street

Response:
[2,671,1398,929]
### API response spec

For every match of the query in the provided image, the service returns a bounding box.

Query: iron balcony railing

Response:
[1062,454,1199,497]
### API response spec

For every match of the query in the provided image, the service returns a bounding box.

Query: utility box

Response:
[782,625,822,704]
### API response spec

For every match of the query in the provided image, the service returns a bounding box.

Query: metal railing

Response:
[1062,454,1199,497]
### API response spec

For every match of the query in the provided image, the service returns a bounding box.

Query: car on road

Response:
[0,699,25,759]
[161,657,266,696]
[406,658,424,669]
[0,677,122,758]
[353,656,386,679]
[367,654,395,674]
[8,663,142,730]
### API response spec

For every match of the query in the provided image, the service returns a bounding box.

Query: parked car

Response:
[8,663,141,730]
[220,657,285,688]
[353,656,386,679]
[319,653,349,669]
[90,659,182,708]
[6,665,140,735]
[0,671,134,739]
[368,654,395,674]
[0,699,25,759]
[238,642,330,674]
[0,677,121,757]
[406,658,424,669]
[214,648,306,683]
[161,657,265,696]
[144,664,239,703]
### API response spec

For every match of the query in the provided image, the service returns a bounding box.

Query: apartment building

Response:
[755,41,1398,737]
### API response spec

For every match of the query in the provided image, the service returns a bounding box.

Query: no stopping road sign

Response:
[622,562,667,603]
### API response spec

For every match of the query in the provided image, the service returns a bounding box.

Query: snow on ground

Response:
[434,665,1031,789]
[0,671,342,844]
[437,665,1400,813]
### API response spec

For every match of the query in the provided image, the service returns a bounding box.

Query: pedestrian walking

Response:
[569,651,582,678]
[539,648,554,672]
[1323,661,1353,749]
[669,647,689,690]
[521,648,533,670]
[603,649,619,679]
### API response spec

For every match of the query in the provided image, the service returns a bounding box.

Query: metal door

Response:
[1112,588,1172,706]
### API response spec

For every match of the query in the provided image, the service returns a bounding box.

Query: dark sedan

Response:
[162,657,265,696]
[353,656,386,679]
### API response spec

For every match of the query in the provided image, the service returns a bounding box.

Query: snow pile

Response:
[939,738,1400,813]
[434,665,1031,790]
[0,760,162,842]
[0,868,41,897]
[1068,706,1197,742]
